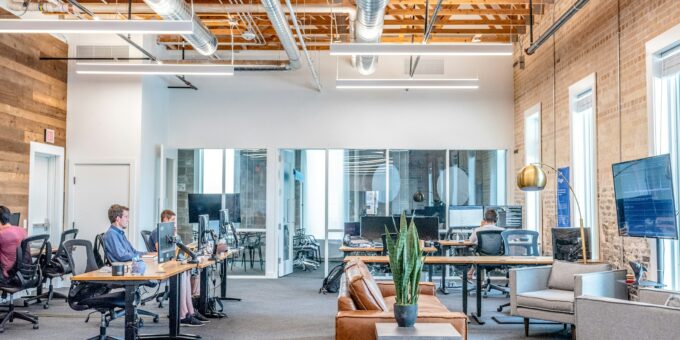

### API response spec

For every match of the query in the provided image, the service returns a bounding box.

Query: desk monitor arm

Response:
[208,230,220,260]
[176,240,198,264]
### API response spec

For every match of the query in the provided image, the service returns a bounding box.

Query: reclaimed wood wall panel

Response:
[0,9,67,225]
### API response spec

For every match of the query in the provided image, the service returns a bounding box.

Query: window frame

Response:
[569,73,599,260]
[524,103,542,234]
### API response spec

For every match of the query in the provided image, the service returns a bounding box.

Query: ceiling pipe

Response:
[260,0,301,69]
[354,0,389,75]
[525,0,588,55]
[284,0,322,91]
[142,0,218,56]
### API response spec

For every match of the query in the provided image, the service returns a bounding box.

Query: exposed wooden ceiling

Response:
[70,0,550,52]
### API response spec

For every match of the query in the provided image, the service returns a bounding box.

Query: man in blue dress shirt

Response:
[103,204,145,262]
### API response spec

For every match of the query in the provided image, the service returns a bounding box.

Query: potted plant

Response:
[384,213,424,327]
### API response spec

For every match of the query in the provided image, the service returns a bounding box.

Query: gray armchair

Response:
[575,288,680,339]
[509,261,627,337]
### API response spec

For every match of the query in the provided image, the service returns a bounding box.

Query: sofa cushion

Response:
[383,295,448,313]
[665,294,680,308]
[516,289,574,314]
[547,260,611,291]
[344,259,388,311]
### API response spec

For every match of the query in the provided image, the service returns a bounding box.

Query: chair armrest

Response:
[574,270,627,299]
[377,281,436,297]
[575,295,680,339]
[639,288,679,305]
[510,266,551,315]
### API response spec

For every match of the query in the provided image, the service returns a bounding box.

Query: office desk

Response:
[339,246,438,254]
[344,256,553,324]
[72,259,198,340]
[196,250,238,318]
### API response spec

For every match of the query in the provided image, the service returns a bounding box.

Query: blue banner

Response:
[557,167,571,227]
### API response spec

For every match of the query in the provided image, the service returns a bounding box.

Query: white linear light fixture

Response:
[0,19,194,34]
[329,43,512,56]
[336,78,479,89]
[76,63,235,76]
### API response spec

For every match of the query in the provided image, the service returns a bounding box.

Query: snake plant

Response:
[385,213,424,306]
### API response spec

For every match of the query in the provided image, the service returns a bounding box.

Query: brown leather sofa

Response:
[336,259,468,340]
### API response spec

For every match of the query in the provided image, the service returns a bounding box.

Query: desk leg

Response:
[124,285,138,340]
[470,264,485,325]
[461,265,468,315]
[219,260,241,302]
[138,273,201,340]
[198,267,209,316]
[440,263,449,295]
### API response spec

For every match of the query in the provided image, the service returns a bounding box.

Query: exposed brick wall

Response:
[513,0,680,270]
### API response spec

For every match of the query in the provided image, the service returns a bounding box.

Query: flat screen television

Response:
[188,194,222,223]
[612,154,678,239]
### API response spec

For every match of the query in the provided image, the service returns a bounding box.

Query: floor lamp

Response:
[516,163,588,264]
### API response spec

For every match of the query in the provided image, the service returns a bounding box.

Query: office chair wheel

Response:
[153,316,159,323]
[33,325,39,330]
[24,301,29,307]
[43,303,49,309]
[138,319,144,328]
[497,306,503,312]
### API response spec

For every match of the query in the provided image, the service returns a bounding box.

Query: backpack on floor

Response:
[319,263,344,294]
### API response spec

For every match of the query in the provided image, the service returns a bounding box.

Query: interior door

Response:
[278,150,295,276]
[29,155,53,241]
[72,164,131,245]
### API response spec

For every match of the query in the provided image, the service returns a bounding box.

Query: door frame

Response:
[28,142,65,244]
[67,159,137,246]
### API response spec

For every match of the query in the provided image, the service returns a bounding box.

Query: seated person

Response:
[467,209,504,280]
[0,206,27,283]
[103,204,145,263]
[150,210,207,326]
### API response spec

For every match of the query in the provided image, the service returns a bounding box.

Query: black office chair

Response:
[240,232,264,271]
[0,234,50,333]
[496,230,540,312]
[96,233,160,325]
[23,229,79,309]
[140,230,155,252]
[226,223,244,271]
[474,230,506,297]
[64,239,128,340]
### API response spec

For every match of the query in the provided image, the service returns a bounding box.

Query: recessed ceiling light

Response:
[336,78,479,89]
[329,43,512,56]
[75,62,235,76]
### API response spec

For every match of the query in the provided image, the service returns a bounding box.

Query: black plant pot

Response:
[393,304,418,327]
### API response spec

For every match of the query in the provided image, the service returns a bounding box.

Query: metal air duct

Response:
[525,0,589,55]
[261,0,301,70]
[142,0,218,56]
[354,0,389,75]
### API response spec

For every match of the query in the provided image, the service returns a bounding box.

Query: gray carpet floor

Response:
[1,270,569,339]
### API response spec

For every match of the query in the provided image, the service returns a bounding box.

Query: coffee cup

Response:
[111,262,128,276]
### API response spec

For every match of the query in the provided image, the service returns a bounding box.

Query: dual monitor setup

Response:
[345,205,523,244]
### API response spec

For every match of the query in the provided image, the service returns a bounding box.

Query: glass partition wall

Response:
[280,149,507,276]
[177,149,267,276]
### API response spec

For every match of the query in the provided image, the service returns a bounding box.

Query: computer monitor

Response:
[484,205,523,228]
[361,216,398,242]
[157,222,176,264]
[219,209,230,238]
[224,193,241,223]
[8,212,20,226]
[188,194,222,223]
[207,220,221,239]
[448,206,483,227]
[411,217,440,242]
[197,214,209,251]
[344,222,360,237]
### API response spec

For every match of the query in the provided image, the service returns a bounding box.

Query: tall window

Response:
[651,41,680,290]
[570,74,599,259]
[202,149,224,194]
[524,104,541,233]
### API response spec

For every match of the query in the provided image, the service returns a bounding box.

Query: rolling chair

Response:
[94,233,160,325]
[0,234,50,333]
[226,223,245,271]
[22,229,79,309]
[64,239,129,340]
[140,230,171,308]
[474,230,506,297]
[496,230,539,312]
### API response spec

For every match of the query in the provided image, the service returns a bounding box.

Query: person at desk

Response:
[103,204,146,262]
[149,210,208,326]
[0,206,27,284]
[467,209,504,280]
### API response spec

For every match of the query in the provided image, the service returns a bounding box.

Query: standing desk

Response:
[343,255,553,324]
[71,258,198,340]
[196,249,238,317]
